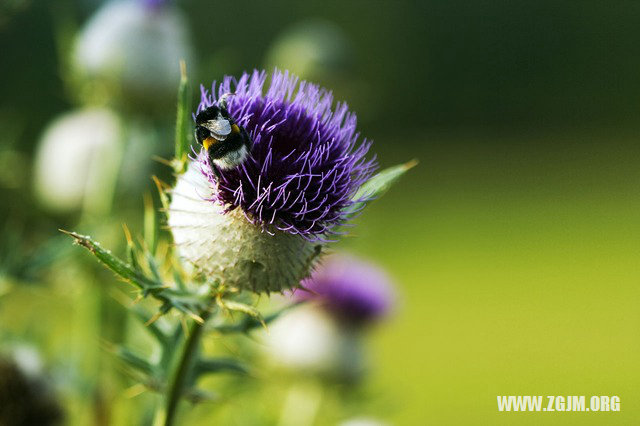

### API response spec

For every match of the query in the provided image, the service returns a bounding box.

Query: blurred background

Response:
[1,0,640,425]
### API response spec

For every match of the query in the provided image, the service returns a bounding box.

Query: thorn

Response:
[109,288,134,308]
[151,155,173,167]
[295,283,319,296]
[189,312,205,324]
[59,229,95,252]
[145,311,163,326]
[404,158,419,170]
[260,320,269,334]
[123,383,148,399]
[59,228,80,239]
[152,175,171,191]
[122,224,133,246]
[151,175,171,190]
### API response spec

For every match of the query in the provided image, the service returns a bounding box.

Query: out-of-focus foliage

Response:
[2,0,640,425]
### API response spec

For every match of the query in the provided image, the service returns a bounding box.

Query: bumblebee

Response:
[194,94,253,172]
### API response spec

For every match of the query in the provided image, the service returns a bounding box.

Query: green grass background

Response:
[342,128,640,424]
[2,1,640,424]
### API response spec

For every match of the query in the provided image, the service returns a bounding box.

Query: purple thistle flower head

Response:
[170,71,377,293]
[297,255,395,326]
[196,69,377,240]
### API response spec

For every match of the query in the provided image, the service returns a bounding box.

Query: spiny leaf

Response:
[110,287,171,346]
[162,289,209,316]
[217,299,266,330]
[127,382,217,403]
[347,159,418,215]
[145,251,162,283]
[184,388,219,404]
[173,269,186,291]
[62,230,209,317]
[214,302,300,334]
[159,324,184,370]
[194,358,250,376]
[131,306,170,347]
[61,230,162,292]
[110,345,157,376]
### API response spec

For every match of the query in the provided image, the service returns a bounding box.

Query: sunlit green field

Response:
[5,127,637,425]
[346,128,640,425]
[2,1,640,424]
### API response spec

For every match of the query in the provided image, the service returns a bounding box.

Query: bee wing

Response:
[202,119,232,140]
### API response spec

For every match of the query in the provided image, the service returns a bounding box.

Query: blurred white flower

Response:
[33,108,123,213]
[73,0,194,108]
[11,345,43,379]
[263,304,364,381]
[340,417,390,426]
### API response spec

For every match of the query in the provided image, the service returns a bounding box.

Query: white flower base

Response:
[169,164,321,293]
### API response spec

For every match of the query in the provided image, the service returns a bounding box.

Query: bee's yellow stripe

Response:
[203,137,217,150]
[232,124,240,133]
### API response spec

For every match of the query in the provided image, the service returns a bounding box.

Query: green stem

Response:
[163,309,211,426]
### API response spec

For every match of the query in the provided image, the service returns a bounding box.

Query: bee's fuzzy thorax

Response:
[195,69,377,240]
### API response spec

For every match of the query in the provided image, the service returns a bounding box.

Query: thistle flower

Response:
[264,255,394,380]
[169,70,376,293]
[297,254,395,327]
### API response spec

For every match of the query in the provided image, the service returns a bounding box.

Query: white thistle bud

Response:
[168,163,322,293]
[73,0,194,109]
[263,305,365,380]
[33,108,122,213]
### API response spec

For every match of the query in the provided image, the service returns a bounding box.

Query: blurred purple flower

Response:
[141,0,167,11]
[196,70,377,240]
[297,255,395,326]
